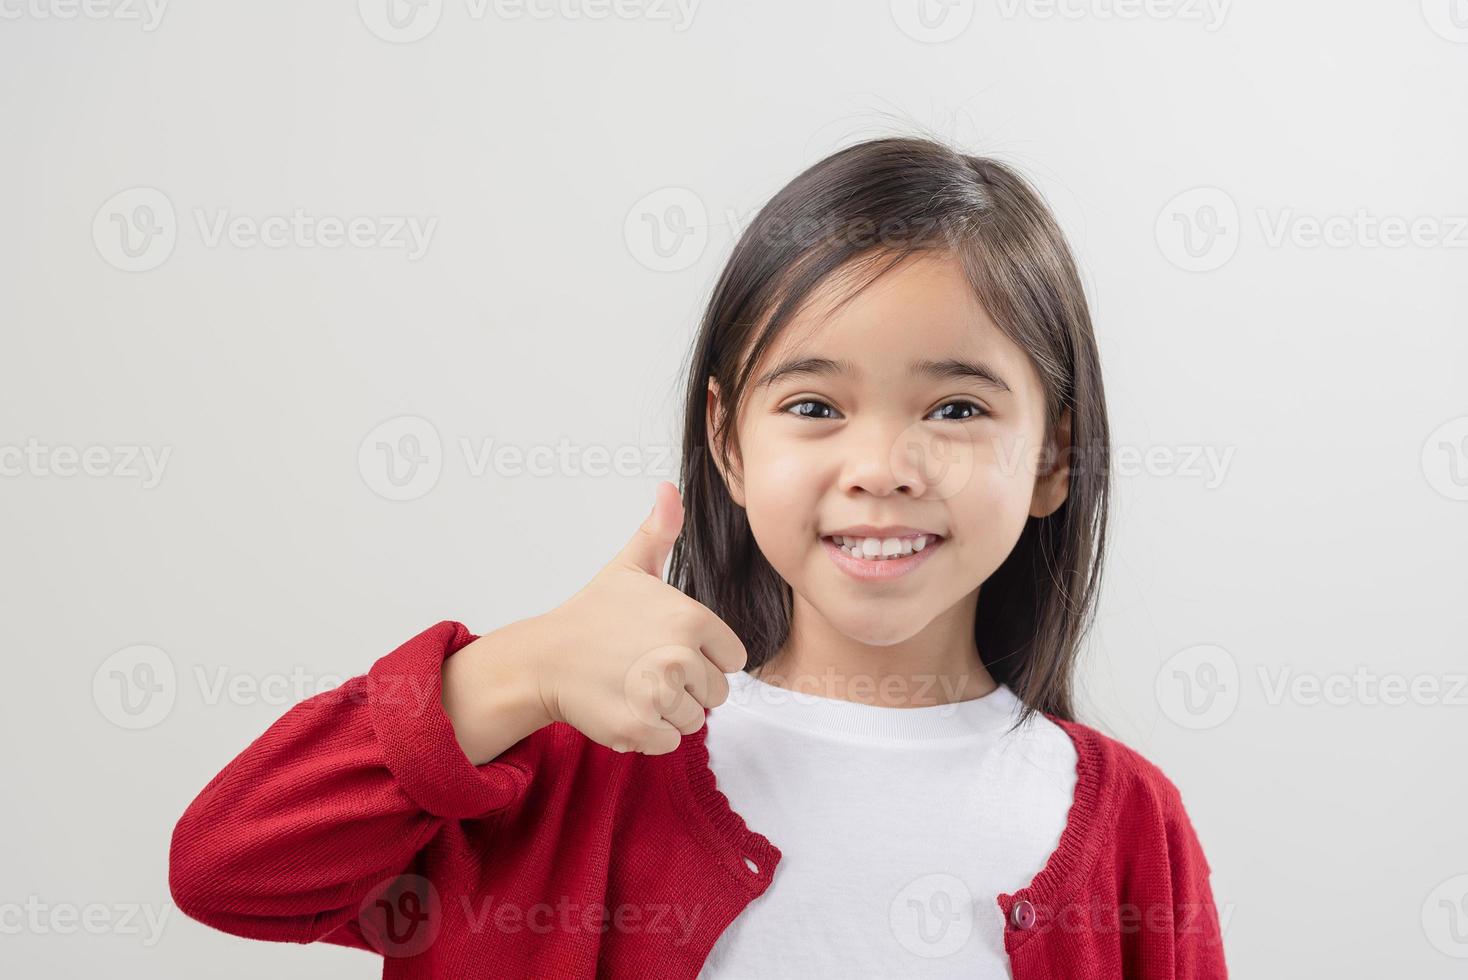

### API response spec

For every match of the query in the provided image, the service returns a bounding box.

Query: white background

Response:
[2,1,1466,976]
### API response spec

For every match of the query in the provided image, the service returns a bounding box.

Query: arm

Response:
[1168,802,1229,978]
[167,620,549,949]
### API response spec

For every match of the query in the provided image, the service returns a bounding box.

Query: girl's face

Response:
[708,249,1071,649]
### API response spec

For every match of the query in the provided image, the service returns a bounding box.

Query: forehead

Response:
[749,250,1029,389]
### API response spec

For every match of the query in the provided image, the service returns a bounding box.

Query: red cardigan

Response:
[169,621,1229,978]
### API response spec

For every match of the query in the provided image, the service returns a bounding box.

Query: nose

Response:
[840,418,932,498]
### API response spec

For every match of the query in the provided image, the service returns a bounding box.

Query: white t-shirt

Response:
[696,671,1078,979]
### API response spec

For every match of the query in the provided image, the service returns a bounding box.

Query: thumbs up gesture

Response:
[523,481,749,755]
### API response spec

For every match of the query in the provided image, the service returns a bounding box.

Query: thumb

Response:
[618,481,685,578]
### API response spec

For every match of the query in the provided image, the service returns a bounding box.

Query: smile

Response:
[819,533,945,581]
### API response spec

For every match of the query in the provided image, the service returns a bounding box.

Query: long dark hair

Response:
[667,135,1110,726]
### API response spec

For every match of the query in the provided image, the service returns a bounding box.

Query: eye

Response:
[783,399,839,420]
[781,398,990,422]
[927,399,989,422]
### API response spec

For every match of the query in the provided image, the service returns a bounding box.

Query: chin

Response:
[825,607,931,648]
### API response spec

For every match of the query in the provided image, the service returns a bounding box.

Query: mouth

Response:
[820,531,945,561]
[818,531,947,581]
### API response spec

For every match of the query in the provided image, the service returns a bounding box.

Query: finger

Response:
[634,646,728,713]
[634,718,683,756]
[658,687,707,736]
[614,481,684,579]
[694,609,749,674]
[624,646,702,732]
[681,650,731,710]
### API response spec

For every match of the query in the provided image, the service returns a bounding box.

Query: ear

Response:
[1029,406,1072,519]
[706,378,746,508]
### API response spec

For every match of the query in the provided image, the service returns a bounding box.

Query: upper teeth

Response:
[831,535,935,559]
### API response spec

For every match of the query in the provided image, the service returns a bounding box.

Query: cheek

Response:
[743,439,819,509]
[973,469,1035,533]
[949,437,1044,543]
[740,439,824,561]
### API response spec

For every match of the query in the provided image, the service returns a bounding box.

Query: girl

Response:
[169,136,1227,978]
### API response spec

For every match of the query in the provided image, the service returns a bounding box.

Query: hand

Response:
[532,480,749,755]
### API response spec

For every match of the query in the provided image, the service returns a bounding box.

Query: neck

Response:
[751,589,997,708]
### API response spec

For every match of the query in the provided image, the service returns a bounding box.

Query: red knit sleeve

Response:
[1167,799,1229,978]
[167,620,533,949]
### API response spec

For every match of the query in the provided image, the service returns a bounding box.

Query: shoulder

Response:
[1049,715,1214,877]
[1056,714,1190,807]
[1048,717,1229,967]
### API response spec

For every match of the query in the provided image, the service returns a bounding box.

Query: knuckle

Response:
[615,718,649,747]
[667,604,707,638]
[662,655,694,689]
[634,645,697,691]
[646,729,681,756]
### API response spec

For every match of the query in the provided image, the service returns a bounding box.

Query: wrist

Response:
[441,618,556,766]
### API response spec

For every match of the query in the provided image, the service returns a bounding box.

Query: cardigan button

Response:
[1010,899,1036,930]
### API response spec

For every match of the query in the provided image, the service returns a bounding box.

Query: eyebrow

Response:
[753,356,1013,394]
